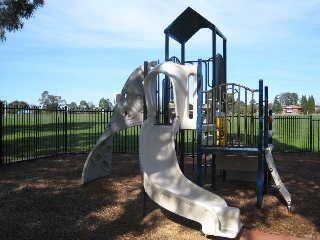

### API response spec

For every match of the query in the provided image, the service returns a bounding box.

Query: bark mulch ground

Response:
[0,152,319,240]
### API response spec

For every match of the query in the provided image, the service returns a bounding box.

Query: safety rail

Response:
[202,83,260,149]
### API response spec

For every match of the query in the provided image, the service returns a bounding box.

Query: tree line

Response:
[271,92,318,114]
[37,91,114,110]
[1,91,319,115]
[1,91,114,113]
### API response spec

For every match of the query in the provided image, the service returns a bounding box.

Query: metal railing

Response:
[0,104,140,164]
[1,103,320,164]
[272,114,320,152]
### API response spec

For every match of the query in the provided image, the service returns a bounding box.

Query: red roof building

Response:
[282,105,302,114]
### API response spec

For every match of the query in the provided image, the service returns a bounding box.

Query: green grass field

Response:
[2,111,320,163]
[2,111,145,162]
[272,115,314,152]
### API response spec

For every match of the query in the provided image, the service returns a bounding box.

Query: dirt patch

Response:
[0,153,319,239]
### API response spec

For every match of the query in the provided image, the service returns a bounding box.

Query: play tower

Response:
[154,7,289,210]
[82,7,291,238]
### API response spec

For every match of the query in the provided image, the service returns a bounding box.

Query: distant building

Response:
[282,105,302,114]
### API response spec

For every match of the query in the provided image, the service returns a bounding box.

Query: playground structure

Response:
[82,7,291,238]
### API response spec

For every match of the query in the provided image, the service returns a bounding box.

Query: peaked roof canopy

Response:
[164,7,226,44]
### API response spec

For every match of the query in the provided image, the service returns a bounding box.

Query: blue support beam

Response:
[257,79,264,208]
[223,38,227,82]
[212,30,216,88]
[264,86,269,194]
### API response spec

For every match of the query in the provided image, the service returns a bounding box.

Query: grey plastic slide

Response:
[140,117,242,238]
[140,61,242,238]
[265,147,292,211]
[82,61,157,183]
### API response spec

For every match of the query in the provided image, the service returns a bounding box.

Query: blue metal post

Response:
[263,86,269,194]
[264,86,269,147]
[268,109,273,144]
[257,79,264,208]
[210,29,217,189]
[196,59,203,186]
[268,110,273,185]
[223,38,227,83]
[165,34,169,61]
[212,29,216,88]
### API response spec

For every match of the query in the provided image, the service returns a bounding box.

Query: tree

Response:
[278,92,299,106]
[67,102,77,110]
[79,100,89,110]
[87,101,95,110]
[0,0,45,42]
[301,95,315,115]
[7,100,29,113]
[308,95,315,114]
[272,95,282,114]
[99,98,113,110]
[38,91,65,110]
[301,95,308,114]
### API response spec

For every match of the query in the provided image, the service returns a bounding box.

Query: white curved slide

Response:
[265,147,292,211]
[139,117,242,238]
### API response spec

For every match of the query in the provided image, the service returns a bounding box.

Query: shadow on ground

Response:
[0,152,319,239]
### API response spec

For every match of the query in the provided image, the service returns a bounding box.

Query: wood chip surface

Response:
[0,153,319,239]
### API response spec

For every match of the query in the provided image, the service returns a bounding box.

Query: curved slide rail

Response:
[139,117,242,238]
[82,61,157,183]
[265,147,292,212]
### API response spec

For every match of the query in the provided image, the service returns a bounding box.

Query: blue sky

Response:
[1,0,320,107]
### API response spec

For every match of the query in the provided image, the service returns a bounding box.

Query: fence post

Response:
[0,102,3,165]
[64,106,68,154]
[310,115,313,152]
